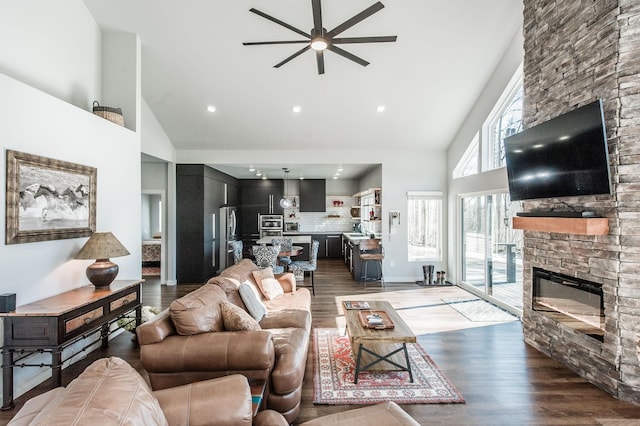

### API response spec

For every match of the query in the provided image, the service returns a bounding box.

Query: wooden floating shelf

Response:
[512,217,609,235]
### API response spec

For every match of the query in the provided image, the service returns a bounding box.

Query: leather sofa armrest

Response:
[253,409,289,426]
[275,272,296,293]
[259,309,311,330]
[136,308,176,345]
[154,374,253,426]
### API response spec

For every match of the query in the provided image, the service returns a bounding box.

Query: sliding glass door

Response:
[460,192,523,311]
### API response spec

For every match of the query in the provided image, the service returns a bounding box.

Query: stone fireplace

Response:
[521,0,640,404]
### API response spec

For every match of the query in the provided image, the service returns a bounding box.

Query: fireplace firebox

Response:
[532,268,605,341]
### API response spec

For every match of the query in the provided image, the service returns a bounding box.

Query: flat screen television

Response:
[504,100,612,201]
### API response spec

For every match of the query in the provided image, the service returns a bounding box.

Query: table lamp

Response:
[75,232,130,288]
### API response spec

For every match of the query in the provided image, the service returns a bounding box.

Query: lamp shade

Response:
[75,232,130,288]
[75,232,130,260]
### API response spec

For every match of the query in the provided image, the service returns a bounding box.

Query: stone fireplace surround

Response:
[521,0,640,404]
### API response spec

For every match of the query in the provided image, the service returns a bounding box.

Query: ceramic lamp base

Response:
[86,259,119,288]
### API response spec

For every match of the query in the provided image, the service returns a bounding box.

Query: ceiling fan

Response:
[243,0,397,75]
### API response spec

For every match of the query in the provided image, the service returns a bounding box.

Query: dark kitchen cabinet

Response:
[299,179,326,212]
[326,234,342,258]
[176,165,239,283]
[315,235,327,259]
[315,233,342,258]
[240,180,284,252]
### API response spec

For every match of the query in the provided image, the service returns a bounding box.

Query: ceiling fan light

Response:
[310,38,328,51]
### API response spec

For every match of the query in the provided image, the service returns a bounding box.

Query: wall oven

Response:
[258,214,283,239]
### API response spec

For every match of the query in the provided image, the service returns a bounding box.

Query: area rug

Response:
[442,297,518,322]
[313,328,465,405]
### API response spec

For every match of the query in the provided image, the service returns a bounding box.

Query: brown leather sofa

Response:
[8,357,258,426]
[8,357,419,426]
[137,259,312,423]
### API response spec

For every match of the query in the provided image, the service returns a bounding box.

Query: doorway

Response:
[142,190,165,282]
[459,192,523,313]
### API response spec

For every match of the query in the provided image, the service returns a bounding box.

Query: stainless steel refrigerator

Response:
[219,206,237,272]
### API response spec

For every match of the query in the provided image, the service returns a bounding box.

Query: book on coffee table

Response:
[343,301,371,310]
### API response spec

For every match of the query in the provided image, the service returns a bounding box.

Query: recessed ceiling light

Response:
[262,174,267,180]
[376,105,386,113]
[333,176,339,180]
[337,166,343,171]
[256,171,262,176]
[207,105,217,113]
[299,175,305,180]
[292,105,302,113]
[248,166,255,172]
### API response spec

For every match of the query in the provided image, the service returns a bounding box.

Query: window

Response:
[453,132,479,179]
[407,191,442,261]
[483,70,523,171]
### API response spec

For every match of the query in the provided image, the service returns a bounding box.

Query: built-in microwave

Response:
[284,222,299,232]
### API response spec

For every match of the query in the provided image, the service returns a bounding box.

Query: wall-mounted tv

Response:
[504,100,612,201]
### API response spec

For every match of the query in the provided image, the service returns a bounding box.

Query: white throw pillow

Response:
[239,281,267,321]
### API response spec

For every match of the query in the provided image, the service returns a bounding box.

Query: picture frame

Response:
[5,150,96,244]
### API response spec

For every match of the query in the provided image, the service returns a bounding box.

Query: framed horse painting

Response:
[5,150,96,244]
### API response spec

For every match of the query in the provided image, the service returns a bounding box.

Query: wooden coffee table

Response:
[342,300,416,384]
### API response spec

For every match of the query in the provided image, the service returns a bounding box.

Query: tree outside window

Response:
[487,84,523,170]
[408,192,442,261]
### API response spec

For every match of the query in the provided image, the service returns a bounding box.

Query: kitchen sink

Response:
[344,233,367,238]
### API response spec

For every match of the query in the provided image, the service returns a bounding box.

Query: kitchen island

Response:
[342,233,383,282]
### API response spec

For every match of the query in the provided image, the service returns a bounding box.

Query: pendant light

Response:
[280,168,293,208]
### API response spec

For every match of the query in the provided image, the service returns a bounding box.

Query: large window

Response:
[408,191,442,261]
[460,192,523,311]
[483,75,523,171]
[453,133,479,179]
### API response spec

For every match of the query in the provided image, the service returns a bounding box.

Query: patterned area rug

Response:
[313,328,465,405]
[442,297,518,322]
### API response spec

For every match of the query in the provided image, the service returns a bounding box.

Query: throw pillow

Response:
[239,281,267,321]
[220,301,261,331]
[169,284,225,335]
[252,267,285,300]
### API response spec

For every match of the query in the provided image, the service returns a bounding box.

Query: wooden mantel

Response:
[512,216,609,235]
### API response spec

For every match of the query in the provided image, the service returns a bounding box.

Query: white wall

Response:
[446,28,524,282]
[141,99,176,163]
[0,72,142,400]
[0,1,145,401]
[0,74,141,301]
[0,0,101,110]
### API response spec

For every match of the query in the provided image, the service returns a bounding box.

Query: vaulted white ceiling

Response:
[85,0,523,178]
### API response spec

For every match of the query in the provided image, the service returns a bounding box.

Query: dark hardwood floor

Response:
[3,259,640,425]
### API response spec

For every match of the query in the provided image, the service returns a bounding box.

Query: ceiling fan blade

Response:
[316,50,325,75]
[327,2,384,37]
[311,0,323,35]
[327,45,370,67]
[249,8,310,39]
[274,46,311,68]
[243,40,310,46]
[331,35,397,44]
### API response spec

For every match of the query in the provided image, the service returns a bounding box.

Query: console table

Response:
[0,279,143,409]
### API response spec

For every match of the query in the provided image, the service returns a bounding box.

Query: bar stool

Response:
[359,239,384,288]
